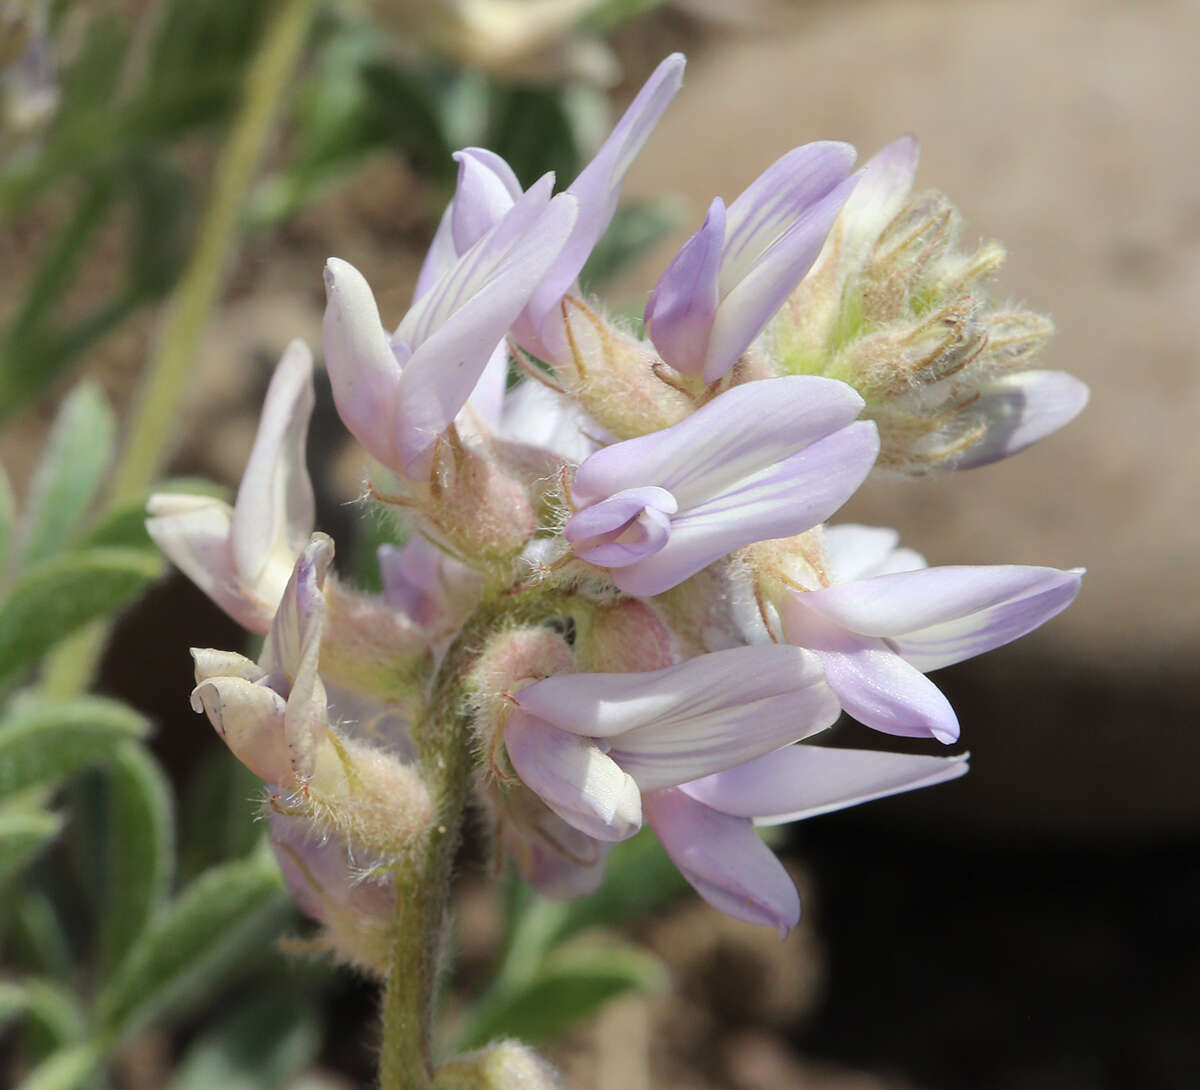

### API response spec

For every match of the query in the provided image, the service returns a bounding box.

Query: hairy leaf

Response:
[457,938,666,1049]
[14,1042,102,1090]
[98,742,175,974]
[167,991,321,1090]
[0,696,148,798]
[96,850,287,1038]
[0,810,63,886]
[0,548,163,684]
[20,383,117,567]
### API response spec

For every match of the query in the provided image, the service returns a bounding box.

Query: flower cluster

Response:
[151,53,1084,947]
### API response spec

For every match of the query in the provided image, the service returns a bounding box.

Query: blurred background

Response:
[2,0,1197,1087]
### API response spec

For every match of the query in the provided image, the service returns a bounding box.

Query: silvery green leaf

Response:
[0,463,14,583]
[78,477,227,553]
[166,992,321,1090]
[9,889,73,979]
[0,810,63,886]
[178,750,262,882]
[0,978,86,1060]
[98,742,174,974]
[14,1042,102,1090]
[0,547,163,684]
[0,696,148,798]
[96,850,287,1039]
[20,383,116,567]
[456,937,667,1050]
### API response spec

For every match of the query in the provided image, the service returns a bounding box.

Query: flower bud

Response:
[469,625,577,764]
[479,772,609,899]
[320,575,432,706]
[435,1041,564,1090]
[269,812,395,975]
[581,598,676,673]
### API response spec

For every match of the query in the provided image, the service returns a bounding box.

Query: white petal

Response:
[393,183,578,469]
[571,375,867,509]
[231,339,315,589]
[821,523,926,583]
[322,258,405,469]
[683,744,968,824]
[146,494,273,633]
[645,788,799,934]
[505,712,642,842]
[817,643,960,743]
[954,370,1091,470]
[800,564,1081,641]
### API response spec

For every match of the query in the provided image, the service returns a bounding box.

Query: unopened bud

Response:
[582,598,676,673]
[435,1040,565,1090]
[837,295,986,399]
[320,576,432,706]
[269,812,395,975]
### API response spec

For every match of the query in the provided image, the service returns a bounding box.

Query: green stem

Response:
[38,0,316,697]
[377,589,568,1087]
[379,671,475,1089]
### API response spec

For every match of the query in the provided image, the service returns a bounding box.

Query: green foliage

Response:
[456,937,666,1050]
[166,991,322,1090]
[0,695,147,798]
[0,548,163,684]
[95,849,288,1039]
[0,810,63,887]
[0,465,15,585]
[97,742,175,974]
[484,86,582,189]
[78,476,227,553]
[17,384,116,568]
[454,830,685,1051]
[14,1042,103,1090]
[0,978,87,1060]
[178,750,265,883]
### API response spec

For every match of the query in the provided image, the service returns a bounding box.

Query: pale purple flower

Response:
[951,370,1091,470]
[417,54,686,363]
[564,376,879,596]
[269,810,395,927]
[646,743,968,933]
[645,142,860,383]
[322,178,577,475]
[378,535,480,630]
[504,644,840,841]
[147,339,315,633]
[190,534,333,785]
[778,524,1084,743]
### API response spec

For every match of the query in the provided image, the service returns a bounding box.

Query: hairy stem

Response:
[378,588,571,1086]
[378,656,475,1088]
